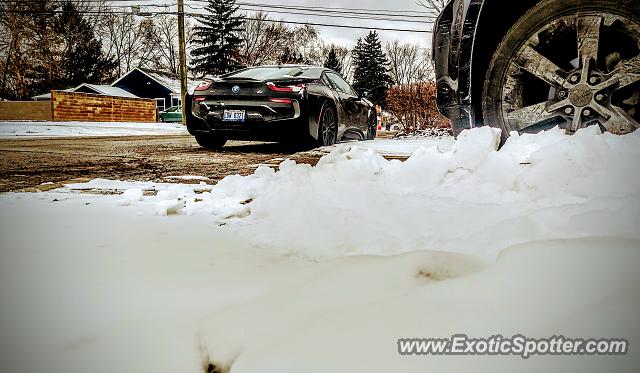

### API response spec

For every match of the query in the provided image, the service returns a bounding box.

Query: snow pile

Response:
[200,238,640,373]
[113,126,640,259]
[321,135,455,157]
[65,178,212,193]
[1,126,639,373]
[0,121,186,139]
[116,188,143,206]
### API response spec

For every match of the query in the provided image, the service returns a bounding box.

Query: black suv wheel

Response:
[483,0,640,143]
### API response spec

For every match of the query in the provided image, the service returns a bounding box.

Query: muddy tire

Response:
[195,134,227,150]
[482,0,640,144]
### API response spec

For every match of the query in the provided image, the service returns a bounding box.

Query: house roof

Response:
[31,84,138,101]
[78,84,138,98]
[111,67,199,94]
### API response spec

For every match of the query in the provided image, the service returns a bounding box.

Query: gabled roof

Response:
[32,84,138,101]
[111,67,199,94]
[77,84,138,98]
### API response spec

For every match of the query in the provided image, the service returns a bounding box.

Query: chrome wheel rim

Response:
[501,12,640,134]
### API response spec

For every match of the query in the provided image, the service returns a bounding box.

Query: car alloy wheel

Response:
[320,103,338,146]
[483,0,640,141]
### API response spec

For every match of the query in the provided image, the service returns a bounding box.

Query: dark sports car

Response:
[185,65,377,149]
[432,0,639,142]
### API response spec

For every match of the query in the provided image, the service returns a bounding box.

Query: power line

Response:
[40,0,435,16]
[205,6,432,24]
[1,9,433,33]
[4,0,436,19]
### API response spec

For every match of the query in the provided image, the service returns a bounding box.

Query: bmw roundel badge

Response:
[231,85,241,94]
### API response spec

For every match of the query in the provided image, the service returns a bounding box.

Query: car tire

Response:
[195,134,227,150]
[318,102,338,146]
[482,0,640,144]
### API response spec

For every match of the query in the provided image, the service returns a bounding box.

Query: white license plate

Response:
[223,110,246,122]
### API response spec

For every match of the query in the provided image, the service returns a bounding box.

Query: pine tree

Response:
[191,0,244,76]
[323,47,343,75]
[25,1,115,95]
[52,1,116,88]
[351,31,393,107]
[278,47,307,65]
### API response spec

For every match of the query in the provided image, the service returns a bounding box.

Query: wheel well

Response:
[471,0,541,125]
[309,96,338,140]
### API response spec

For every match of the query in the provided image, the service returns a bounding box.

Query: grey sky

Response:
[138,0,434,48]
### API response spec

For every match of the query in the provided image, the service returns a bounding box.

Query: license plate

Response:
[223,110,245,122]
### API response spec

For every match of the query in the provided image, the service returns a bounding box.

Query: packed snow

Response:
[0,126,639,373]
[321,135,455,157]
[0,121,186,139]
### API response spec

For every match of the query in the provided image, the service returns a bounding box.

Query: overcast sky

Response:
[138,0,434,49]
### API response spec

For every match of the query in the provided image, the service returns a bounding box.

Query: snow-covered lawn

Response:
[0,127,638,373]
[0,120,186,138]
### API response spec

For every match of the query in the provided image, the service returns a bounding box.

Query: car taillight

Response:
[266,82,304,93]
[195,80,212,91]
[269,98,293,104]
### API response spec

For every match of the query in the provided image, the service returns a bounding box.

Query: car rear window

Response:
[224,67,319,80]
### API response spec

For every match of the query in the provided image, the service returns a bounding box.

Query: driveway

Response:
[0,134,321,192]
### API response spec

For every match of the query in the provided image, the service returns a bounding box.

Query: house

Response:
[111,68,196,112]
[32,68,197,114]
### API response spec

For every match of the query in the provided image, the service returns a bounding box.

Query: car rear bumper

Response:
[186,96,308,141]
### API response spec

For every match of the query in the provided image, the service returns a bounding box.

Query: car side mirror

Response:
[359,90,370,99]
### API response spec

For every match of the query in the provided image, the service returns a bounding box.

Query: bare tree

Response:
[238,13,324,67]
[0,0,58,99]
[142,15,194,74]
[416,0,448,15]
[99,11,155,76]
[238,12,290,66]
[386,82,449,133]
[386,41,433,85]
[291,24,322,64]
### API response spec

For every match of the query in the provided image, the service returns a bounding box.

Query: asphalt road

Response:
[0,134,322,192]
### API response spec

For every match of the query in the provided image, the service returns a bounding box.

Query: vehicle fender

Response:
[305,85,339,141]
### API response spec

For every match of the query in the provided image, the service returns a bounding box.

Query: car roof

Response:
[221,65,330,80]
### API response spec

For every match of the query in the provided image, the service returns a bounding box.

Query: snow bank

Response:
[320,136,455,157]
[0,121,186,139]
[113,126,640,259]
[65,178,212,193]
[201,238,640,373]
[1,126,639,373]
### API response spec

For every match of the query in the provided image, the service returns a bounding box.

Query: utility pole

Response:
[177,0,188,125]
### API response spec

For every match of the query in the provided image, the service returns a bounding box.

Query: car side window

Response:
[327,73,356,96]
[321,74,334,89]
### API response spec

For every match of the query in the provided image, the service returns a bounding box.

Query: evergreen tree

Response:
[191,0,244,76]
[2,0,115,98]
[278,47,307,65]
[323,47,343,75]
[25,1,116,95]
[52,1,116,89]
[351,31,393,107]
